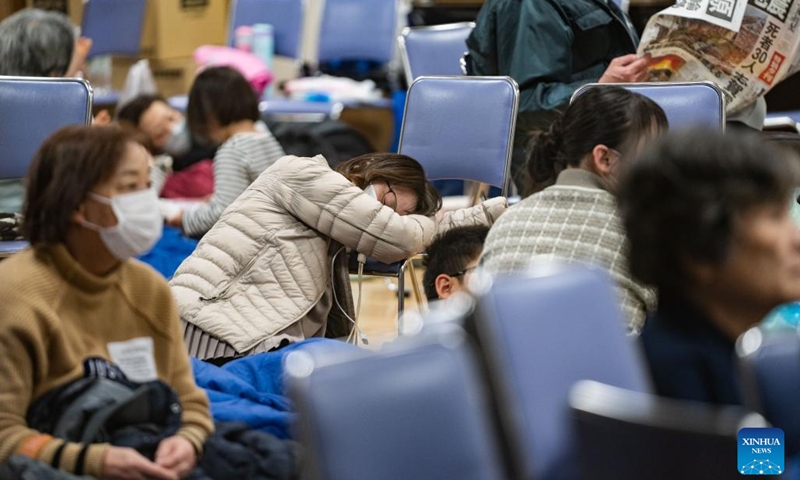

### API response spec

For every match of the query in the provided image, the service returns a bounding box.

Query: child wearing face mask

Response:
[117,95,218,200]
[165,67,286,238]
[0,126,213,479]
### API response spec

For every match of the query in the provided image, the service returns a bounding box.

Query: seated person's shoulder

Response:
[122,259,174,299]
[640,311,705,365]
[0,248,62,301]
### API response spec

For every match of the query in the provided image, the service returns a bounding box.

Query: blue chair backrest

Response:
[287,327,507,480]
[572,82,726,131]
[81,0,146,58]
[398,76,518,194]
[227,0,305,59]
[0,77,93,179]
[318,0,398,64]
[399,22,474,82]
[737,327,800,455]
[474,264,651,480]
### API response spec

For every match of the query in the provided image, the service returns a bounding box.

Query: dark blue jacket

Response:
[641,296,742,406]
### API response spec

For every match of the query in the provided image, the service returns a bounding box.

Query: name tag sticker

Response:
[107,337,158,383]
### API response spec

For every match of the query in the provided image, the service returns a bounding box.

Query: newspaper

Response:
[638,0,800,113]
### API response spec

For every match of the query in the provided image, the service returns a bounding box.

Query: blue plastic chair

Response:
[398,22,474,83]
[317,0,397,64]
[473,263,651,480]
[286,325,508,480]
[0,76,93,256]
[737,327,800,456]
[0,77,93,178]
[227,0,305,59]
[358,76,518,321]
[570,380,770,480]
[399,76,517,195]
[572,81,726,131]
[246,0,397,119]
[81,0,146,106]
[81,0,146,58]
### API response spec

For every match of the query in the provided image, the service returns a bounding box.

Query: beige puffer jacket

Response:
[170,155,506,354]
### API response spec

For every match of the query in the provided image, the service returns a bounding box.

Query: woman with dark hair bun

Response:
[619,130,800,405]
[171,152,507,361]
[481,86,668,332]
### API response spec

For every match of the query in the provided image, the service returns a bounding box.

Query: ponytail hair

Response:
[527,116,566,184]
[526,86,668,185]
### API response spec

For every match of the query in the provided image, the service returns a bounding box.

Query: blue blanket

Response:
[191,338,359,439]
[138,226,198,279]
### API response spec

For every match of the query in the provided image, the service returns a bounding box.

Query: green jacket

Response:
[467,0,639,115]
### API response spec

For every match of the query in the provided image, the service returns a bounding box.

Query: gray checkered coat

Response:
[481,169,655,332]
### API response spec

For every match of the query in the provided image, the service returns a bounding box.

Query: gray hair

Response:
[0,9,74,77]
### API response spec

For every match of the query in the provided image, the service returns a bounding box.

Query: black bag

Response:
[27,376,182,460]
[269,120,374,169]
[0,212,23,241]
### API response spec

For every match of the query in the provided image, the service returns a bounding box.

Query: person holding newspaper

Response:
[467,0,650,196]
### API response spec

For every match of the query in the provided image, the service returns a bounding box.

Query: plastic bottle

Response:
[252,24,274,99]
[234,26,254,53]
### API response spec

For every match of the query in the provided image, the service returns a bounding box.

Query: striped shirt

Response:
[480,168,655,333]
[182,128,285,237]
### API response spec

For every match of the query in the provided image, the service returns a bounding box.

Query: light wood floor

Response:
[349,268,427,349]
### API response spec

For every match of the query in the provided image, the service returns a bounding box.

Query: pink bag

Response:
[161,160,214,200]
[194,46,273,96]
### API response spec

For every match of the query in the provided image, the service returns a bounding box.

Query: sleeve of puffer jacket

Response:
[438,197,508,232]
[274,160,437,264]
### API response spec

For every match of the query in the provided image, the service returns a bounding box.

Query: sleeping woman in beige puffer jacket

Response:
[170,153,507,361]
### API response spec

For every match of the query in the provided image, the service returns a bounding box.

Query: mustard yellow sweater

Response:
[0,244,213,477]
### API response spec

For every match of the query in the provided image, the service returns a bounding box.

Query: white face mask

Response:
[163,119,191,158]
[80,189,163,260]
[364,185,376,198]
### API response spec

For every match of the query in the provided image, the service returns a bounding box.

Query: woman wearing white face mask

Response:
[172,153,507,361]
[0,126,213,480]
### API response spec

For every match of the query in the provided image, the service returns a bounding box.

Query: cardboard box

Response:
[340,106,395,153]
[64,0,226,61]
[105,56,198,99]
[149,56,200,98]
[24,0,81,24]
[140,0,226,60]
[0,0,26,22]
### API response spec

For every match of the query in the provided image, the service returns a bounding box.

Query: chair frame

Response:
[317,0,399,65]
[287,325,507,480]
[398,75,518,197]
[571,81,727,131]
[371,76,518,325]
[397,22,475,83]
[81,0,147,59]
[0,76,94,170]
[0,76,93,258]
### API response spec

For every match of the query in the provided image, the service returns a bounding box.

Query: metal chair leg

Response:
[397,262,406,335]
[407,260,426,314]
